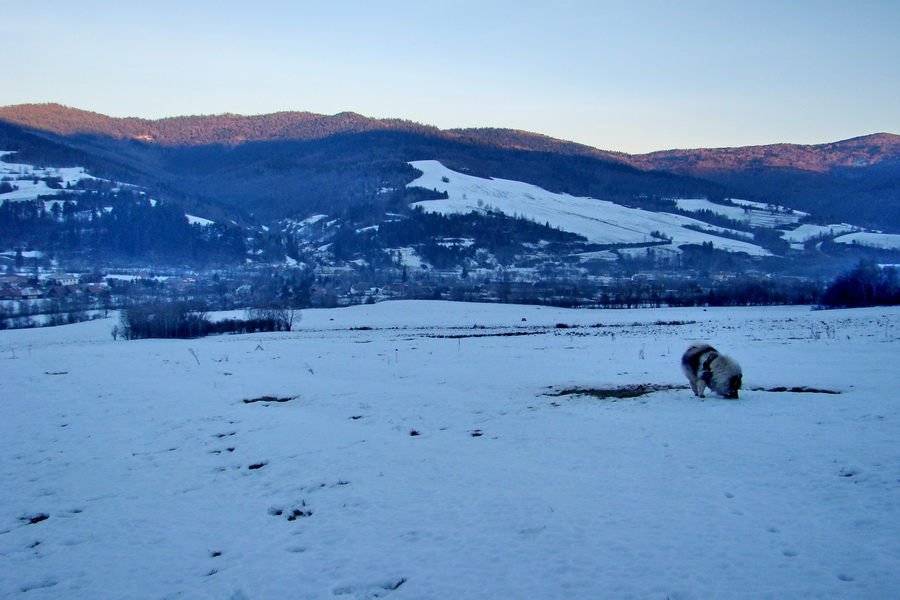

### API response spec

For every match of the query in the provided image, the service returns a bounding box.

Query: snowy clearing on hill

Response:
[674,198,806,228]
[834,232,900,251]
[782,224,860,244]
[187,215,215,226]
[0,151,99,203]
[2,301,899,599]
[408,160,772,256]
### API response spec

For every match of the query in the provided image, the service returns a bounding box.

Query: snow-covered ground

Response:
[2,301,899,599]
[408,160,772,256]
[834,232,900,251]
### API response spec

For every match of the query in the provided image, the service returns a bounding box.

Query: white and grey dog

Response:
[681,341,742,399]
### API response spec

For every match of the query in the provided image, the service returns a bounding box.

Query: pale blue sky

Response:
[3,0,898,153]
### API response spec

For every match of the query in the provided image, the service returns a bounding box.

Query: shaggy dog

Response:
[681,342,742,399]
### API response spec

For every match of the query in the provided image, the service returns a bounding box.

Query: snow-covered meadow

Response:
[2,301,899,599]
[408,160,773,256]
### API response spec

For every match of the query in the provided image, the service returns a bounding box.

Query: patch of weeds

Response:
[427,330,539,339]
[303,480,351,494]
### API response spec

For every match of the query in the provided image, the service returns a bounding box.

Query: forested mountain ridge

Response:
[2,104,895,169]
[0,103,438,146]
[0,104,723,224]
[630,133,900,229]
[0,103,897,230]
[632,133,900,173]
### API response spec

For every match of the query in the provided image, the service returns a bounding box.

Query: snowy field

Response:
[2,301,899,599]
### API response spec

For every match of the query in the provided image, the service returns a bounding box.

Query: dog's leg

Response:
[696,379,707,398]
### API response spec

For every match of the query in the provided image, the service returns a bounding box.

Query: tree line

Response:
[820,260,899,308]
[118,302,296,340]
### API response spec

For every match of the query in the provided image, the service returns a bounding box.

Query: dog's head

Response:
[723,374,742,399]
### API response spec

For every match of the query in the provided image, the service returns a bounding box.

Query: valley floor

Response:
[1,301,899,599]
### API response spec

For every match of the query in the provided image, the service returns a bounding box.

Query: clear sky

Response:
[3,0,898,154]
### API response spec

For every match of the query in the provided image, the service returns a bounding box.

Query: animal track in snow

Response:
[269,501,313,521]
[19,513,49,525]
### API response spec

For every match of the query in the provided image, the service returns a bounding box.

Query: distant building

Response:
[46,274,79,286]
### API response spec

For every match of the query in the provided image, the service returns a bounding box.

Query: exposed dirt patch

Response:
[243,396,296,404]
[547,384,682,400]
[547,384,841,401]
[751,386,841,394]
